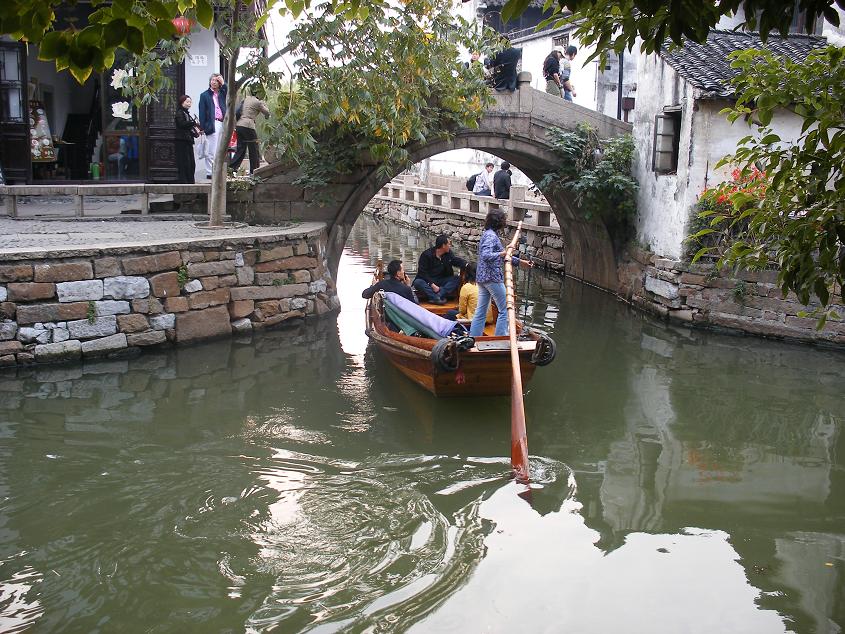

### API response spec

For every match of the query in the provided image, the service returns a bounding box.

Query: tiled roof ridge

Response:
[658,28,829,99]
[706,28,827,41]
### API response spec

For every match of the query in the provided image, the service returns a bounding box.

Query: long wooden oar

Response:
[504,221,529,484]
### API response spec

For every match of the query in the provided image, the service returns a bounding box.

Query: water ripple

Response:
[233,451,573,632]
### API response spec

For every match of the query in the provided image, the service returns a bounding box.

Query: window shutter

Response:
[652,112,680,173]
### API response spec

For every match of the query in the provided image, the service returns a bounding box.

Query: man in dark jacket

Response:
[412,235,467,304]
[362,260,418,304]
[486,46,522,92]
[198,73,227,179]
[493,161,512,200]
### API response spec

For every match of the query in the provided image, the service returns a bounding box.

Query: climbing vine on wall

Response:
[535,123,638,245]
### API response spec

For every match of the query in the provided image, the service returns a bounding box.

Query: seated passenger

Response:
[362,259,418,304]
[412,234,467,305]
[445,262,493,323]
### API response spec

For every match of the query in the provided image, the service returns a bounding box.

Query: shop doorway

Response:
[0,42,184,184]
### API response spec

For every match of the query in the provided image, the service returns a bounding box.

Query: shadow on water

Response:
[0,214,842,632]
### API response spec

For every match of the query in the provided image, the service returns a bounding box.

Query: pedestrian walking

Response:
[229,90,270,174]
[543,47,566,97]
[198,73,227,179]
[174,95,201,184]
[473,162,495,197]
[486,45,522,92]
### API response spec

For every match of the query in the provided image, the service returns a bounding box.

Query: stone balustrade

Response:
[380,174,557,227]
[367,175,565,271]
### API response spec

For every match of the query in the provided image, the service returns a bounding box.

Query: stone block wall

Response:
[617,250,845,346]
[0,230,340,367]
[365,196,565,272]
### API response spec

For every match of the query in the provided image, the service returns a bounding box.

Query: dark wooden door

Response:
[0,43,31,184]
[145,60,185,182]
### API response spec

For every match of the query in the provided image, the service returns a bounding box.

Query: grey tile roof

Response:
[660,30,828,98]
[482,0,547,8]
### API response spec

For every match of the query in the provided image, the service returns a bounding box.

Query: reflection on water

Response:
[0,214,843,632]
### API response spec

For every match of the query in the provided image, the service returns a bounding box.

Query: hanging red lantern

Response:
[171,16,194,36]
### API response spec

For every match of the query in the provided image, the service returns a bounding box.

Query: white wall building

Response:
[630,26,835,259]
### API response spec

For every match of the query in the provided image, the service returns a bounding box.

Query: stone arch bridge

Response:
[230,74,632,291]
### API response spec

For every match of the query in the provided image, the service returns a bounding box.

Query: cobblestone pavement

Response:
[0,218,312,253]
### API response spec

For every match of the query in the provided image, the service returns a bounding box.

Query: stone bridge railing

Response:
[381,174,557,227]
[367,175,565,271]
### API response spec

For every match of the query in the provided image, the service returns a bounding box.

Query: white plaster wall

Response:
[822,7,845,45]
[185,26,220,118]
[24,50,88,139]
[631,53,696,260]
[633,49,809,260]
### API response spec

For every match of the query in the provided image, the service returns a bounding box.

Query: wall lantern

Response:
[172,16,194,36]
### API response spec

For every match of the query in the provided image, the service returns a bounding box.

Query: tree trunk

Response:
[207,1,241,227]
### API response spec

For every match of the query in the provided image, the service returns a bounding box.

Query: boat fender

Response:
[531,334,556,366]
[454,335,475,351]
[431,338,460,372]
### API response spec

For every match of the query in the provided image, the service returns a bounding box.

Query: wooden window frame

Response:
[652,109,681,174]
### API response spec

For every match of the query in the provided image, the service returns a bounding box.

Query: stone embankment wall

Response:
[618,249,845,346]
[366,177,565,272]
[370,179,844,347]
[0,229,339,367]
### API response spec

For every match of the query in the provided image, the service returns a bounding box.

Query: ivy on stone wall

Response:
[535,123,638,247]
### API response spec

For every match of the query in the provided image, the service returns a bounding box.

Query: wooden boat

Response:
[364,268,555,397]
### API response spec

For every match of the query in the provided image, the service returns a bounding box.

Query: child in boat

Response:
[445,262,493,324]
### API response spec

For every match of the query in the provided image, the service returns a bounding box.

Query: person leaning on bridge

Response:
[473,162,495,197]
[493,161,512,201]
[229,88,270,175]
[174,95,201,184]
[412,235,467,305]
[362,260,418,304]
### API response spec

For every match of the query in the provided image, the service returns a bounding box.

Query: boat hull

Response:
[366,301,540,397]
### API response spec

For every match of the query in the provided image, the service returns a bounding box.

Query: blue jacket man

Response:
[198,74,227,135]
[197,73,227,178]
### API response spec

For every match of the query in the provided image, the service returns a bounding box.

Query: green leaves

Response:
[537,123,638,245]
[539,0,838,67]
[691,46,845,326]
[37,31,69,60]
[264,0,496,193]
[195,0,213,28]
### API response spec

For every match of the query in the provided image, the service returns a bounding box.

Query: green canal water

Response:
[1,215,843,632]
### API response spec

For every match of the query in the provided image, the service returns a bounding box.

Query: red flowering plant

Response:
[685,166,767,261]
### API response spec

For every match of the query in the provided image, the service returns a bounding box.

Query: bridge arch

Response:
[245,81,632,292]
